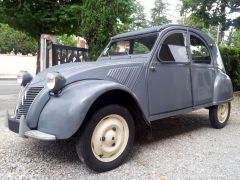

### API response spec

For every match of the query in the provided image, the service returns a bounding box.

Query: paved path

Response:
[0,80,19,95]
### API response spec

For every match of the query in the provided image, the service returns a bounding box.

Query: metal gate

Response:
[50,43,88,67]
[40,34,88,71]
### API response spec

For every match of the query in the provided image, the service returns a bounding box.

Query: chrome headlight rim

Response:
[17,70,33,86]
[46,73,56,90]
[46,72,66,92]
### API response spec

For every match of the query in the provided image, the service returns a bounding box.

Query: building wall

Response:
[0,55,36,78]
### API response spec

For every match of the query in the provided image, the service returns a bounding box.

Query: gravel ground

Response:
[0,90,240,179]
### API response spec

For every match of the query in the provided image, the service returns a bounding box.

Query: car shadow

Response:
[26,138,80,163]
[137,110,211,144]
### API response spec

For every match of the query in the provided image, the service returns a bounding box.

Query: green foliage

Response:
[79,0,135,60]
[133,43,149,54]
[0,0,87,39]
[56,34,76,47]
[150,0,171,26]
[180,0,240,28]
[125,1,149,31]
[180,0,240,43]
[0,0,135,62]
[0,24,37,55]
[219,46,240,91]
[180,15,218,41]
[231,29,240,48]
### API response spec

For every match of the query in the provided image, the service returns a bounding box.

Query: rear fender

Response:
[213,69,233,105]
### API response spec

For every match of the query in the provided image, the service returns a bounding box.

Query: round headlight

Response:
[46,73,56,90]
[17,71,24,84]
[17,71,33,86]
[46,72,66,92]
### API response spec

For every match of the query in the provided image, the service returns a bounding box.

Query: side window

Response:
[190,35,211,64]
[159,33,188,63]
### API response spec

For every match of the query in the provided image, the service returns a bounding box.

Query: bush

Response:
[0,24,37,55]
[56,34,76,47]
[219,46,240,91]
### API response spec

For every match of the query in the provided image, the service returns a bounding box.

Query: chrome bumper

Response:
[6,111,56,141]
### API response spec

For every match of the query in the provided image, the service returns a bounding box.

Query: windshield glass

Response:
[102,34,158,57]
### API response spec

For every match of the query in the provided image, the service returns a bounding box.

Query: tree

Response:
[180,0,240,44]
[79,0,135,60]
[229,29,240,47]
[150,0,171,26]
[56,34,78,47]
[0,24,37,55]
[0,0,135,72]
[127,1,149,31]
[179,15,218,41]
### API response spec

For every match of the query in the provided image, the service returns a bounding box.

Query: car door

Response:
[147,30,193,115]
[188,32,214,106]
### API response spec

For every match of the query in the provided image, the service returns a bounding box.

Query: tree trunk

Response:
[36,37,41,74]
[219,0,227,44]
[219,26,225,44]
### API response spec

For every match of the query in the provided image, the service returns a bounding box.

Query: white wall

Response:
[0,54,36,78]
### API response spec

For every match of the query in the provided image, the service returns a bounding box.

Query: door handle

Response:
[149,62,159,71]
[149,66,156,71]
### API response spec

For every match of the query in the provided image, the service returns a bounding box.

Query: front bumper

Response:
[6,111,56,141]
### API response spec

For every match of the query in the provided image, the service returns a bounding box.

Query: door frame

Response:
[186,30,215,107]
[147,28,194,119]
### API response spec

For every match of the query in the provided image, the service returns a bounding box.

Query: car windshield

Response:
[102,34,158,57]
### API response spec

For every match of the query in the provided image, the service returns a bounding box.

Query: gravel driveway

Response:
[0,87,239,179]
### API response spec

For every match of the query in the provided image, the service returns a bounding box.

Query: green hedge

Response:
[219,46,240,91]
[0,24,38,55]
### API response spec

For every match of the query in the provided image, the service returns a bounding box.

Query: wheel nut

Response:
[112,137,115,140]
[112,127,116,131]
[112,143,115,146]
[102,137,105,141]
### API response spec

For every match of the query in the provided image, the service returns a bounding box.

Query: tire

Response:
[209,102,231,129]
[76,104,135,172]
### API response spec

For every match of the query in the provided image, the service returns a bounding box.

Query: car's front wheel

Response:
[209,102,231,129]
[76,105,135,172]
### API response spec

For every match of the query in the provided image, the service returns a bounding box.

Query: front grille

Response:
[16,87,44,121]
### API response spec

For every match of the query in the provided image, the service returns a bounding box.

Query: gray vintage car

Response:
[6,24,233,172]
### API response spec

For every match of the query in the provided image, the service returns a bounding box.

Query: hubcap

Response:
[91,114,129,162]
[217,103,229,123]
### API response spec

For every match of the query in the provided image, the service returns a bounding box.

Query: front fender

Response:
[38,80,141,139]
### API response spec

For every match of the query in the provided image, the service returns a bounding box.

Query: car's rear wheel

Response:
[209,102,231,129]
[76,105,135,172]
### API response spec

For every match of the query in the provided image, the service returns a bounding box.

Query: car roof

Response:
[111,24,208,40]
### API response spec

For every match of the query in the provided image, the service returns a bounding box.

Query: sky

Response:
[139,0,181,23]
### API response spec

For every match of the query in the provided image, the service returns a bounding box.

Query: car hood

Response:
[30,60,144,86]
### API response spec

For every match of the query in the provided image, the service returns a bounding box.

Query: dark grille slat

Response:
[16,86,44,121]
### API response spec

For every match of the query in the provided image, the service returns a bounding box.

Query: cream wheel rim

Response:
[217,103,229,123]
[91,114,129,162]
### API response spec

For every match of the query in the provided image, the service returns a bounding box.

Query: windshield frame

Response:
[99,32,159,59]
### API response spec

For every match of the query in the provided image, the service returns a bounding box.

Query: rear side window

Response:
[102,35,157,57]
[190,35,211,64]
[159,33,188,63]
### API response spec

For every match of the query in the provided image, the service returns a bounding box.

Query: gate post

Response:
[40,34,56,71]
